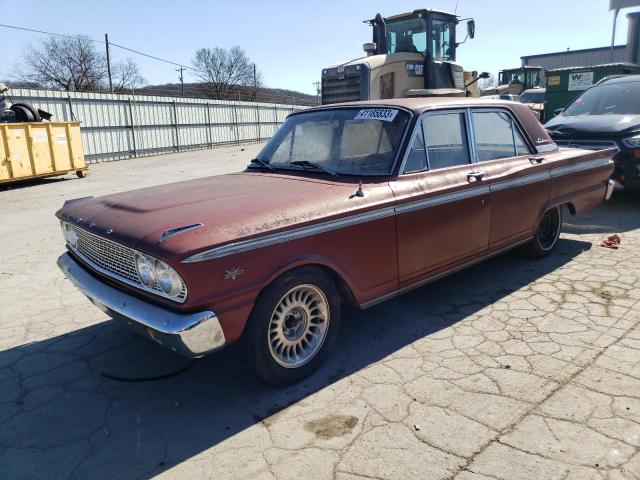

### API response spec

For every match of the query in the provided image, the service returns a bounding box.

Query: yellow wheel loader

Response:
[321,9,481,104]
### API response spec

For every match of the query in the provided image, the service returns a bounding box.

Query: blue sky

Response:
[1,0,637,95]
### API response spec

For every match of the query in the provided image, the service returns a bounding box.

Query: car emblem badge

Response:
[105,228,113,235]
[224,267,245,280]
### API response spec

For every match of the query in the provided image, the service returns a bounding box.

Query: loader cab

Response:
[321,9,474,105]
[497,66,544,94]
[375,10,458,61]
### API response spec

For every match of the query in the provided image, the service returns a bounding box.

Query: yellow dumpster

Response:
[0,121,87,184]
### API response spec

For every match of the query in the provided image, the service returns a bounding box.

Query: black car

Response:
[545,75,640,188]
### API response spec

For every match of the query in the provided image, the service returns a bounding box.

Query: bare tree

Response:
[191,46,259,99]
[478,73,498,93]
[17,36,107,91]
[112,58,146,93]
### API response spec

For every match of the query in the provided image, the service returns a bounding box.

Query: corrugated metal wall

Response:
[521,46,629,70]
[9,89,300,163]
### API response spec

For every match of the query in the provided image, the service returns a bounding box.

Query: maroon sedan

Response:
[57,97,615,385]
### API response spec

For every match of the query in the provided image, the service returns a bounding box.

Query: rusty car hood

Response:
[57,172,391,260]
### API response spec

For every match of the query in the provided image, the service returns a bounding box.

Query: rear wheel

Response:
[245,267,341,386]
[523,206,563,258]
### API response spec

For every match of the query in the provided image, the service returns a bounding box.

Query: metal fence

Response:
[9,88,299,163]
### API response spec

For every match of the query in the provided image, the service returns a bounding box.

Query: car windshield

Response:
[253,108,410,176]
[520,91,545,103]
[564,80,640,116]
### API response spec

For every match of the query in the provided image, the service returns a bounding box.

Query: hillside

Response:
[137,83,318,105]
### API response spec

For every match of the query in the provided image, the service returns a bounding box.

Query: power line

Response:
[0,23,187,68]
[110,41,186,68]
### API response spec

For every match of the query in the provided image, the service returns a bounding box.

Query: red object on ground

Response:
[600,234,621,249]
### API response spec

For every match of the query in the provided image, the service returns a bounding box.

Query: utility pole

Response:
[253,63,257,100]
[313,81,321,105]
[611,8,620,62]
[176,66,185,96]
[105,34,113,93]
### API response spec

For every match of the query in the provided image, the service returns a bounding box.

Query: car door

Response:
[390,109,490,283]
[467,108,551,250]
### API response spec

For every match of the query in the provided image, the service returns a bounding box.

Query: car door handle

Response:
[529,156,544,164]
[467,171,486,182]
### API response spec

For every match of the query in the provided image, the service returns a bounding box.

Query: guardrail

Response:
[9,88,300,163]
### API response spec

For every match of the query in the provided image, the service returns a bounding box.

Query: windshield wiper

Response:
[249,158,274,170]
[289,160,337,177]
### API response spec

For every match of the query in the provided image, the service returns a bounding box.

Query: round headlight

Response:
[62,222,78,248]
[155,260,183,296]
[135,253,155,287]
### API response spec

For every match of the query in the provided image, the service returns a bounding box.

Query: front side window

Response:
[563,81,640,116]
[423,112,471,169]
[255,108,410,176]
[404,124,427,173]
[386,17,427,55]
[472,111,531,161]
[431,19,455,60]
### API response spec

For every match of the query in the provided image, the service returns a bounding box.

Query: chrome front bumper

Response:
[57,252,226,357]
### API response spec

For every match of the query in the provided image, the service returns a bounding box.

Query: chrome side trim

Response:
[395,185,490,215]
[361,237,534,309]
[491,171,550,192]
[182,156,613,263]
[549,157,613,178]
[182,206,396,262]
[159,223,204,243]
[57,252,225,357]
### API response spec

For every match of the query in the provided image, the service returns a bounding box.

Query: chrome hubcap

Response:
[538,207,561,250]
[268,284,330,368]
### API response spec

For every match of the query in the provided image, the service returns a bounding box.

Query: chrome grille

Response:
[66,223,187,302]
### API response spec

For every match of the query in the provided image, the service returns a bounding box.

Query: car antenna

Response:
[353,180,364,198]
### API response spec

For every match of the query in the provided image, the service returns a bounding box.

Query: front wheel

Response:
[522,206,563,258]
[244,266,341,386]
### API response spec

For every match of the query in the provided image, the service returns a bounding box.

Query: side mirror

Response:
[467,20,475,39]
[554,108,564,116]
[362,42,377,56]
[479,71,490,79]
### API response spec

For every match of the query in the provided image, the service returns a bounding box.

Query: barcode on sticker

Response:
[354,108,399,122]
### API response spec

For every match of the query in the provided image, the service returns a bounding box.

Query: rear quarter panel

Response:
[544,148,615,214]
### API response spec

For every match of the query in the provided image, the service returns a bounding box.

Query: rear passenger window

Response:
[423,112,471,169]
[472,111,531,161]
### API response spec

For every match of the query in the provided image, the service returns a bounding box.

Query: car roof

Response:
[599,74,640,85]
[522,88,546,94]
[310,96,524,115]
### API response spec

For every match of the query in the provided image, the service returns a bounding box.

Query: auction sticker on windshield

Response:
[354,108,399,122]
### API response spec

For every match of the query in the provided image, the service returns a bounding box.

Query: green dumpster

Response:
[544,63,640,122]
